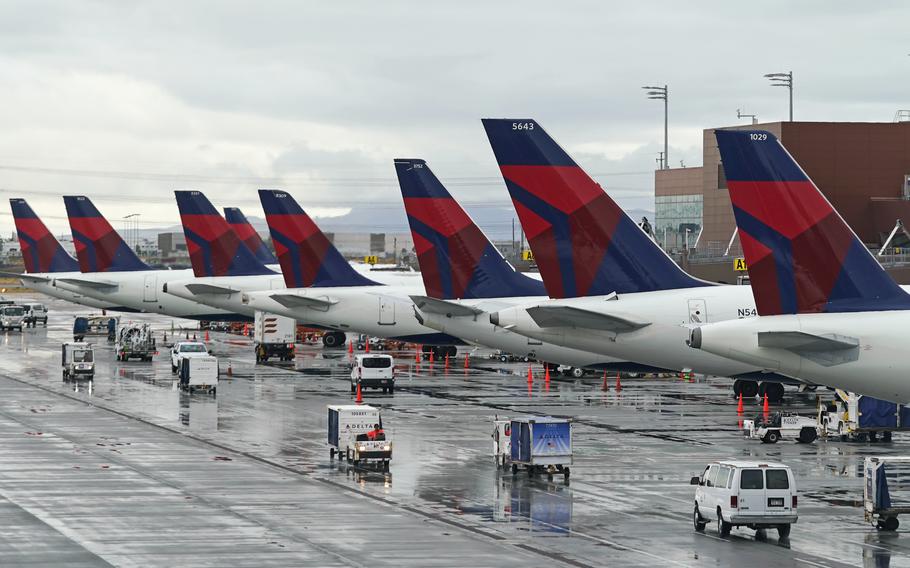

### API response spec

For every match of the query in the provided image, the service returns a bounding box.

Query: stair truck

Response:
[115,322,157,361]
[178,355,218,394]
[254,311,296,363]
[864,456,910,531]
[819,390,910,442]
[327,404,392,470]
[62,342,95,380]
[509,417,572,480]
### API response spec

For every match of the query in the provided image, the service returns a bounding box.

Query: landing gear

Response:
[322,331,347,348]
[431,345,457,359]
[733,380,759,398]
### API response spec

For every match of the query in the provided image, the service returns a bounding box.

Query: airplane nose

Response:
[489,312,500,326]
[688,327,702,349]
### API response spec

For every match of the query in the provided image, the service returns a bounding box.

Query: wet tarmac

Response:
[0,296,907,566]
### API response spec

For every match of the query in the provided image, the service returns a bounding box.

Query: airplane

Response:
[223,206,278,265]
[689,129,910,403]
[163,190,428,347]
[395,157,643,374]
[5,198,119,310]
[239,189,463,352]
[480,118,805,401]
[50,196,244,321]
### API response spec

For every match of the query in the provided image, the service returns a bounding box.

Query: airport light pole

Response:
[643,85,668,169]
[123,213,139,251]
[764,71,793,121]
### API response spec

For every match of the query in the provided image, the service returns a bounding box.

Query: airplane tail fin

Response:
[258,189,379,288]
[223,207,278,264]
[10,198,80,273]
[174,191,274,277]
[715,129,910,315]
[63,196,150,272]
[482,118,706,299]
[395,158,544,299]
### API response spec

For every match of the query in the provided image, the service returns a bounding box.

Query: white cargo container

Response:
[178,355,218,394]
[327,404,391,469]
[254,311,296,363]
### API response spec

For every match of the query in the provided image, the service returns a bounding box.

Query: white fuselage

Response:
[163,269,424,318]
[242,282,461,343]
[694,311,910,403]
[414,297,627,368]
[492,285,774,378]
[52,269,238,320]
[18,273,118,310]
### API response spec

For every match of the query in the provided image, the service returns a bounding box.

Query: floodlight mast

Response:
[764,71,793,121]
[642,85,668,169]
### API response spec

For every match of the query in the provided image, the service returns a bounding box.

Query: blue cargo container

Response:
[509,417,572,480]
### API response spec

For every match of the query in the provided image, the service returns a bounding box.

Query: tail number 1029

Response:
[749,133,768,141]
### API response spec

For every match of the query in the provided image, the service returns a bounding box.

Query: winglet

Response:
[258,189,379,288]
[63,196,150,272]
[174,191,275,277]
[10,198,80,273]
[482,118,707,298]
[395,158,545,299]
[224,207,278,264]
[715,129,910,315]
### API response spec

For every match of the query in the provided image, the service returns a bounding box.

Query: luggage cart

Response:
[865,456,910,531]
[509,417,572,480]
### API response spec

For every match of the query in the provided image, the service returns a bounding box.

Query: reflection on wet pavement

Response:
[0,298,909,566]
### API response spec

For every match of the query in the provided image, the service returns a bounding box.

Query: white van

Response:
[0,305,26,331]
[691,460,797,538]
[350,354,395,394]
[24,303,48,327]
[171,341,209,373]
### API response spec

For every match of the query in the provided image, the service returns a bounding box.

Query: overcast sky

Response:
[0,1,907,237]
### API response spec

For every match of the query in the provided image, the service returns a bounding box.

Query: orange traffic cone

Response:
[464,353,469,369]
[736,393,744,414]
[762,393,769,414]
[415,346,421,363]
[429,349,435,364]
[544,365,550,383]
[365,338,370,353]
[356,382,363,404]
[615,372,622,392]
[445,354,450,369]
[602,370,609,391]
[527,364,533,383]
[205,330,210,342]
[348,341,354,354]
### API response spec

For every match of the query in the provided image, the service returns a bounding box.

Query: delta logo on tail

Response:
[10,198,79,273]
[258,189,379,288]
[63,196,149,272]
[715,129,910,315]
[395,158,544,299]
[224,207,278,264]
[482,118,706,299]
[175,191,274,278]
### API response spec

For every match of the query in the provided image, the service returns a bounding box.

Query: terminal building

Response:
[656,120,910,282]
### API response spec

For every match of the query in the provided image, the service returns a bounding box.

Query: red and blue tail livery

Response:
[224,207,278,265]
[715,129,910,315]
[63,196,149,272]
[482,118,706,299]
[175,191,275,278]
[396,158,544,299]
[258,190,379,288]
[10,198,79,273]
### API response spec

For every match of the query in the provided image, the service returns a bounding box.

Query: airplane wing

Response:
[184,283,240,295]
[268,293,337,310]
[757,331,859,367]
[0,271,50,283]
[526,305,650,333]
[56,277,118,290]
[409,295,484,317]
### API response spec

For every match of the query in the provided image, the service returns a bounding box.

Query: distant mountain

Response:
[135,206,654,241]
